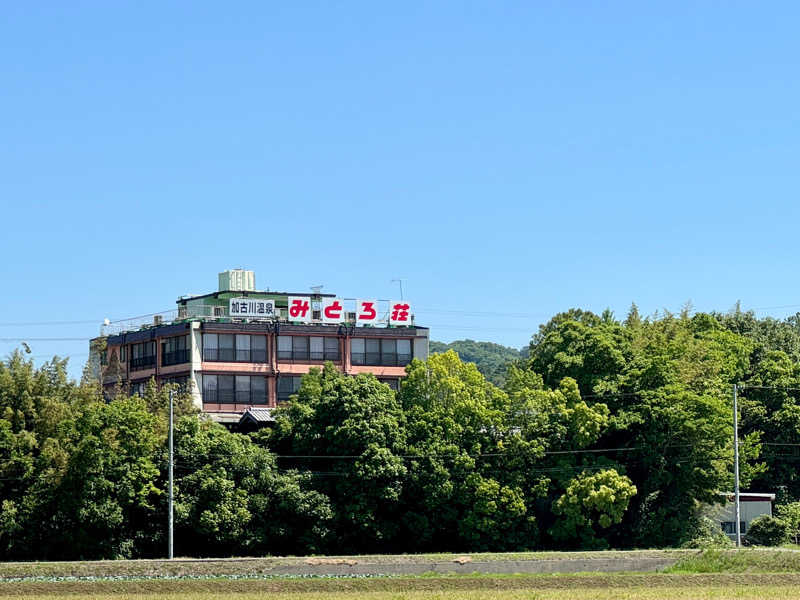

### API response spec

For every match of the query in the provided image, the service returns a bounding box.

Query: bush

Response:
[775,502,800,544]
[746,515,792,546]
[680,516,734,549]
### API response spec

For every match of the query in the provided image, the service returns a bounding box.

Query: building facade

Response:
[704,493,775,540]
[94,270,429,424]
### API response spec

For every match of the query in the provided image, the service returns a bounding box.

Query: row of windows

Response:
[202,375,401,404]
[203,333,268,362]
[351,338,412,366]
[277,336,340,361]
[121,334,413,370]
[130,341,157,371]
[123,336,190,370]
[162,336,189,367]
[202,374,268,404]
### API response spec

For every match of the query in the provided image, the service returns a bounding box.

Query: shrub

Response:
[680,516,734,549]
[746,515,792,546]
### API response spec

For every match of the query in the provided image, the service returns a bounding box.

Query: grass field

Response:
[3,589,800,600]
[5,574,800,598]
[4,580,800,599]
[4,550,800,599]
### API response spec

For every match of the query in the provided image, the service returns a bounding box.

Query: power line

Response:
[0,338,91,342]
[0,319,99,327]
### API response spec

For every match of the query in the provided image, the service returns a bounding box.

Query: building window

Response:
[310,336,323,361]
[162,335,189,366]
[277,335,292,360]
[293,336,309,360]
[120,345,127,363]
[130,341,156,370]
[351,338,412,366]
[324,337,340,360]
[202,374,267,405]
[236,334,251,362]
[218,334,235,361]
[252,335,267,363]
[277,375,302,403]
[130,380,149,396]
[721,521,747,534]
[203,333,267,362]
[378,378,400,391]
[276,336,340,362]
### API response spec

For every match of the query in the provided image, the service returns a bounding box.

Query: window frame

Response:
[350,338,413,367]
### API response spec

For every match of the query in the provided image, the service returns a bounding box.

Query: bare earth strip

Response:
[5,574,800,597]
[0,550,688,578]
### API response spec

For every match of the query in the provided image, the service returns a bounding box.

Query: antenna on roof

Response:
[391,278,406,301]
[310,285,324,295]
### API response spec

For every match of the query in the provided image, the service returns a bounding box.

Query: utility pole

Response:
[168,389,174,559]
[733,383,742,548]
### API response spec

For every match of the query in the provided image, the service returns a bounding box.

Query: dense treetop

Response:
[3,305,800,558]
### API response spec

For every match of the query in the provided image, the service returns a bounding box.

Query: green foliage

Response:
[679,516,734,549]
[429,340,521,386]
[776,502,800,544]
[746,515,792,546]
[270,363,406,552]
[174,417,332,556]
[8,301,800,557]
[397,351,540,552]
[550,469,637,548]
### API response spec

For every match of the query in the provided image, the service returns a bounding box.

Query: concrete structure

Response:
[705,493,775,540]
[93,271,429,425]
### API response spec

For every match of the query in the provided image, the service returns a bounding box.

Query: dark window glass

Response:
[292,336,309,360]
[219,335,235,362]
[162,335,189,366]
[351,338,365,365]
[203,333,218,361]
[235,335,251,362]
[252,335,267,363]
[381,339,397,366]
[379,378,399,391]
[203,374,218,403]
[218,375,235,403]
[235,375,251,403]
[251,376,267,404]
[277,336,292,360]
[397,339,412,365]
[131,341,157,370]
[310,337,324,361]
[365,339,380,365]
[324,337,340,360]
[277,376,302,402]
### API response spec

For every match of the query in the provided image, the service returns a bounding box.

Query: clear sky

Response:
[2,2,800,380]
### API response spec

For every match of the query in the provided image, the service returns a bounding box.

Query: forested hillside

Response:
[4,305,800,559]
[429,339,522,385]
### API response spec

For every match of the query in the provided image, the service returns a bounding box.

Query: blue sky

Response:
[2,2,800,379]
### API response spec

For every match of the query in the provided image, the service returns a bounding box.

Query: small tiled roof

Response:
[239,407,276,424]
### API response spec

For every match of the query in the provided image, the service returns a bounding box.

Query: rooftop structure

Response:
[92,271,428,426]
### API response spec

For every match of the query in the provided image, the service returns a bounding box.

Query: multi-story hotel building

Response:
[94,270,429,425]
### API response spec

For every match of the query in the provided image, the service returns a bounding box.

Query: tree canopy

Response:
[2,304,800,558]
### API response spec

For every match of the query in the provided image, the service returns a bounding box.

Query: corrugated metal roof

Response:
[239,407,276,424]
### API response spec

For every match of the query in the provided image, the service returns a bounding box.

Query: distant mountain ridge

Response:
[429,339,524,386]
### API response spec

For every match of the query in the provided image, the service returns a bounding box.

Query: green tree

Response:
[174,417,332,556]
[269,363,406,552]
[551,469,637,548]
